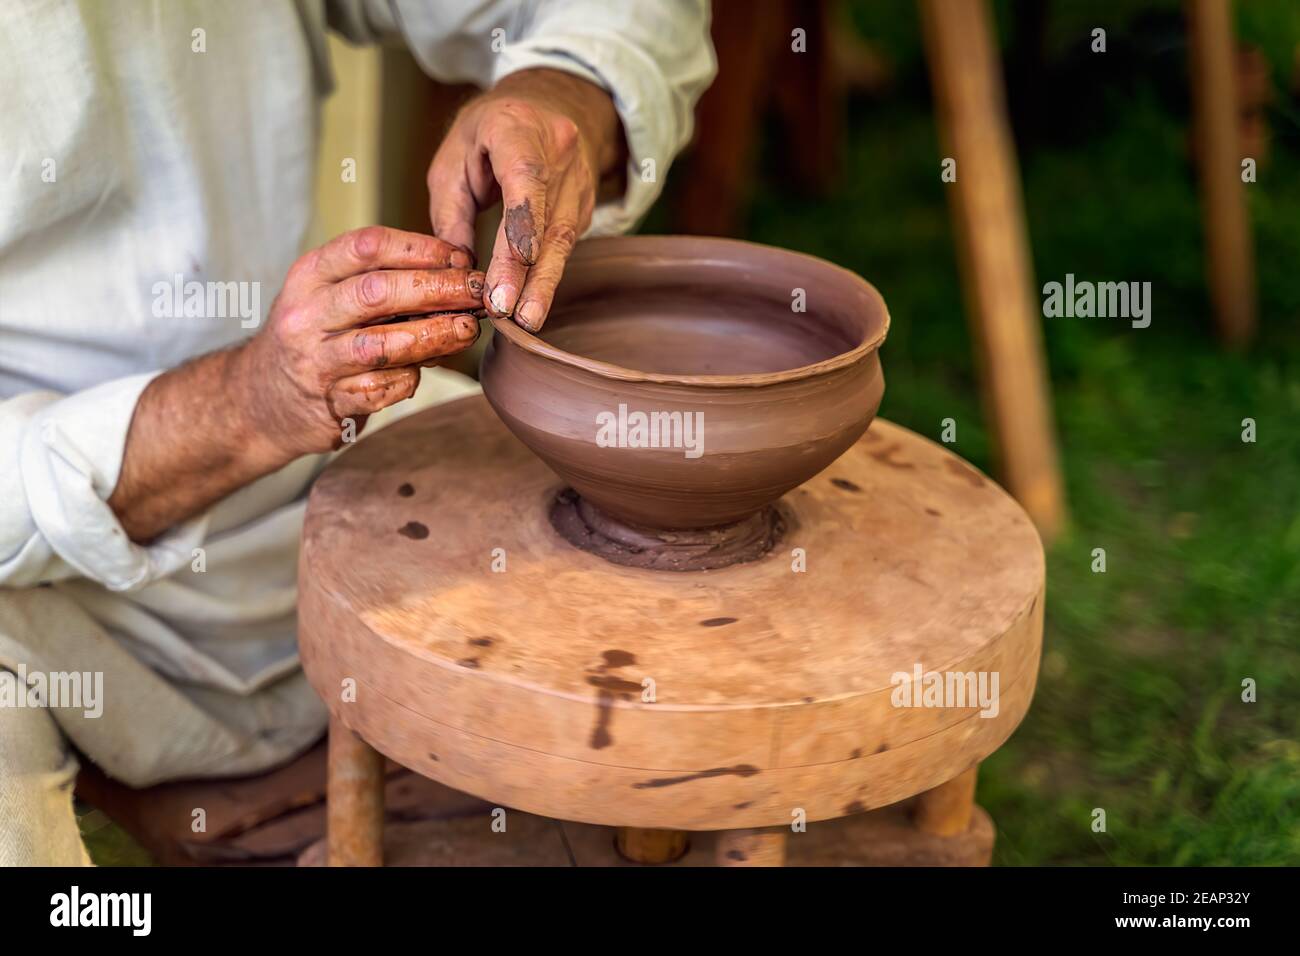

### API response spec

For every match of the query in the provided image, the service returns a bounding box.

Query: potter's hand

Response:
[239,227,486,457]
[427,68,626,333]
[109,226,486,543]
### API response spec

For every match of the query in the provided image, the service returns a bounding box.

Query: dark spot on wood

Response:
[586,651,641,750]
[632,765,760,789]
[945,458,985,488]
[700,617,738,627]
[851,748,863,759]
[876,743,889,753]
[397,483,415,497]
[590,720,612,748]
[601,650,636,669]
[586,675,643,694]
[589,690,615,749]
[831,478,862,492]
[456,657,480,669]
[802,696,814,703]
[844,800,866,814]
[869,444,915,469]
[469,636,494,647]
[398,521,428,539]
[726,850,748,861]
[733,801,753,809]
[925,507,941,517]
[428,752,440,762]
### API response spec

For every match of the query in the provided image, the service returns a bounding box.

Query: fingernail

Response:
[489,284,516,316]
[455,315,480,340]
[467,271,485,297]
[517,300,543,331]
[450,249,473,269]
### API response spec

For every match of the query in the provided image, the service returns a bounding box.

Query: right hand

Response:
[236,226,486,461]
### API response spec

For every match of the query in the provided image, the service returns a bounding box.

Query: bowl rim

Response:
[488,235,890,388]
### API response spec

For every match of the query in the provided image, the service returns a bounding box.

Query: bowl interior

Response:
[540,290,859,376]
[529,236,886,380]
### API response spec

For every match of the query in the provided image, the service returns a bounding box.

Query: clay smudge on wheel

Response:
[549,488,785,572]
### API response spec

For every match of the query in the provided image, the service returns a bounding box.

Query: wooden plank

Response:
[716,828,787,866]
[1187,0,1257,346]
[918,0,1067,540]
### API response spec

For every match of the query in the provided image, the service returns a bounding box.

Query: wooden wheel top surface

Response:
[299,394,1044,830]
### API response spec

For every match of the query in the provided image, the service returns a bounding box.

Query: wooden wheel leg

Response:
[716,828,787,867]
[913,766,978,837]
[615,827,689,864]
[327,715,385,866]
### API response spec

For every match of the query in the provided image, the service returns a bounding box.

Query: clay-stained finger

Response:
[324,269,485,331]
[482,222,531,321]
[485,120,550,266]
[328,312,481,375]
[513,184,584,332]
[300,226,474,289]
[326,366,421,420]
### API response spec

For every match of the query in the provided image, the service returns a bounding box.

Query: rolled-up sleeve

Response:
[0,374,209,591]
[328,0,717,234]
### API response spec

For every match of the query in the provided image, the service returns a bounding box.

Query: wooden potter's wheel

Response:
[298,394,1044,855]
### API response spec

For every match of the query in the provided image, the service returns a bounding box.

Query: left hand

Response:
[426,68,625,333]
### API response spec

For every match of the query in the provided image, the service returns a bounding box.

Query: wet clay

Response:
[504,200,537,263]
[480,235,890,557]
[550,488,785,571]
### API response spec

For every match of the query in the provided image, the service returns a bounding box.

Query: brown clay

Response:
[549,488,786,571]
[480,236,889,545]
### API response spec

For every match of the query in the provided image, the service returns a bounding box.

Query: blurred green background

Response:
[653,0,1298,865]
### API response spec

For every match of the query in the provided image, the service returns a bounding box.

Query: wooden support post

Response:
[716,828,788,866]
[919,0,1067,542]
[615,827,690,864]
[913,766,978,837]
[1187,0,1257,347]
[326,715,385,867]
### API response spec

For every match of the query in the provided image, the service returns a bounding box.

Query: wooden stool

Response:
[297,395,1044,866]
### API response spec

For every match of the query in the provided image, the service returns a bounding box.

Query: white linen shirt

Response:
[0,0,715,694]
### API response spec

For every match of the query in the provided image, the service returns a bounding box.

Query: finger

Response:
[327,367,421,420]
[482,220,531,321]
[327,312,481,375]
[324,268,486,331]
[299,226,474,289]
[514,182,584,333]
[485,120,550,266]
[428,147,485,259]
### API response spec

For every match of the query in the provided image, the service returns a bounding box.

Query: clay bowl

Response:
[480,235,888,556]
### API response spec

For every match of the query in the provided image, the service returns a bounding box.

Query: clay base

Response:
[549,489,785,571]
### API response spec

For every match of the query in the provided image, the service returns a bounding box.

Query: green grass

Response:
[680,0,1300,865]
